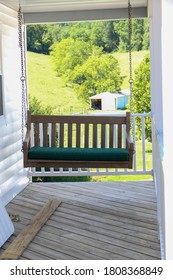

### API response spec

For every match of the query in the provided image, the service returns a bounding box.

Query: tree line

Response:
[27,19,149,55]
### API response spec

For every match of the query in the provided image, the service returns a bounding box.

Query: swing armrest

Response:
[23,128,31,151]
[126,134,134,151]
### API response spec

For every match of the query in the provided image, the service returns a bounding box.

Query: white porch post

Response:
[161,0,173,260]
[149,0,164,259]
[150,0,173,259]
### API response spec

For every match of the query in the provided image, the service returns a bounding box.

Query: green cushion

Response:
[28,146,129,161]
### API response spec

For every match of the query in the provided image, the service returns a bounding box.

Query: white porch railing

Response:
[28,113,153,177]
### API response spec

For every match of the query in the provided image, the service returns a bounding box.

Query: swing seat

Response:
[23,111,134,169]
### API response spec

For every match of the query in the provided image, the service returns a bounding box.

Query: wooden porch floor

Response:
[0,180,161,260]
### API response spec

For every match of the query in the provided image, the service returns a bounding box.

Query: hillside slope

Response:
[27,51,88,114]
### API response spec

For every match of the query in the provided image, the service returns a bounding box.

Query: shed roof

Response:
[89,90,130,100]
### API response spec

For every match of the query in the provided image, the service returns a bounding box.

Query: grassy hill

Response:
[113,50,149,88]
[27,50,149,113]
[27,51,89,114]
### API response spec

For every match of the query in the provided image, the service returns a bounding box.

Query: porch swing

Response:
[20,1,135,169]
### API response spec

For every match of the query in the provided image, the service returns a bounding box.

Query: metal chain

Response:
[18,6,28,152]
[128,0,136,151]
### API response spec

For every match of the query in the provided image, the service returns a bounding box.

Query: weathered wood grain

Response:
[0,200,61,260]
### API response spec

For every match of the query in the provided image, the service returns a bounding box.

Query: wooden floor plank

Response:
[31,182,157,203]
[28,184,157,212]
[45,219,160,259]
[20,192,157,225]
[21,187,157,220]
[47,214,160,250]
[0,200,61,260]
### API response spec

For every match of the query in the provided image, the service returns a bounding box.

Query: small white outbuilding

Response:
[89,90,130,111]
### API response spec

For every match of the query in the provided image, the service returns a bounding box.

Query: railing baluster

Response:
[114,124,117,148]
[39,123,45,173]
[133,115,137,172]
[118,124,122,148]
[39,123,43,147]
[31,123,34,147]
[142,116,146,171]
[123,124,126,148]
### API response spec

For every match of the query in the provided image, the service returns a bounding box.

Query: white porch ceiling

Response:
[0,0,148,23]
[0,0,147,13]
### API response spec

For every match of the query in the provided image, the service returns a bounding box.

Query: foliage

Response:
[133,55,151,113]
[114,20,129,51]
[132,55,151,141]
[32,176,91,183]
[50,38,122,101]
[113,50,149,88]
[61,22,92,42]
[70,54,123,101]
[114,19,149,52]
[90,21,119,52]
[132,19,144,51]
[27,25,53,54]
[51,38,101,78]
[142,19,150,50]
[29,95,54,115]
[27,19,150,55]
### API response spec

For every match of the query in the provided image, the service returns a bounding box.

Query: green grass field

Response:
[27,50,152,181]
[113,50,149,88]
[27,52,89,114]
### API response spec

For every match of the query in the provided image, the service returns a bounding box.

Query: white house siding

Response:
[0,4,29,206]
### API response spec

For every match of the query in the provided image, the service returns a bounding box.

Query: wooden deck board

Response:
[0,180,161,260]
[0,200,61,260]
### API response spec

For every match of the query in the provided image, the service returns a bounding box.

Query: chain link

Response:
[128,0,136,152]
[18,6,28,152]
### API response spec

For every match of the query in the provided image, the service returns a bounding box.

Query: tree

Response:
[114,19,150,52]
[29,96,54,115]
[132,19,144,51]
[51,38,103,79]
[27,25,53,54]
[132,55,151,141]
[90,21,119,52]
[114,20,129,51]
[65,22,92,42]
[142,19,150,50]
[70,54,123,101]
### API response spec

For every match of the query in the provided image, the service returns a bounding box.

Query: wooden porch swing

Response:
[19,1,135,170]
